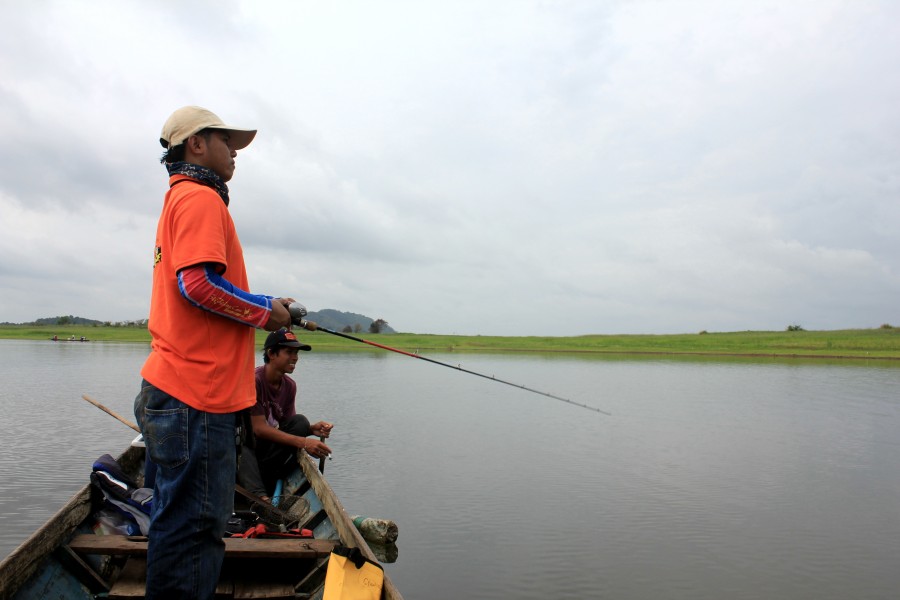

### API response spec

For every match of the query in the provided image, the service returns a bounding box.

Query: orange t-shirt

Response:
[141,175,258,413]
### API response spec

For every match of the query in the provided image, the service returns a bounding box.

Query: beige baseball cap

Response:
[159,106,257,150]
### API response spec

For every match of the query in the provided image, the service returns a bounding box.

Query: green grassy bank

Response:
[2,324,899,359]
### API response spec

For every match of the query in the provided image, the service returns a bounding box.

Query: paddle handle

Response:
[83,394,140,432]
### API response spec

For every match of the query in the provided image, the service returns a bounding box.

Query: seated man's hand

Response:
[310,421,334,438]
[304,437,332,459]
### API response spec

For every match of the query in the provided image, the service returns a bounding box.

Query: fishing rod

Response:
[288,303,611,415]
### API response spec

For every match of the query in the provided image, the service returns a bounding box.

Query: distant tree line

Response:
[16,310,394,332]
[339,319,390,334]
[27,315,146,327]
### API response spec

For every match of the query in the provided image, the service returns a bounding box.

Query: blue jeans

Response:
[135,381,237,600]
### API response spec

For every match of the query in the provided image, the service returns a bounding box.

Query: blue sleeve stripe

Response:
[177,265,271,327]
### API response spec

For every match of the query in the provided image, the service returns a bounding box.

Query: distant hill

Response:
[307,309,396,333]
[12,310,396,333]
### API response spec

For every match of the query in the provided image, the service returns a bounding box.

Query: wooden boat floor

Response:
[106,557,310,600]
[105,557,310,600]
[67,535,338,599]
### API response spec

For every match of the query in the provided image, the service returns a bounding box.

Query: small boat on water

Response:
[0,441,402,599]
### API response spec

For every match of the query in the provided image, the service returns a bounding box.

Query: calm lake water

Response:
[1,338,900,599]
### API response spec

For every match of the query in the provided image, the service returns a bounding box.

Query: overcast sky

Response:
[1,1,898,336]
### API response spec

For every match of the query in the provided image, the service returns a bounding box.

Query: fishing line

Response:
[289,303,611,415]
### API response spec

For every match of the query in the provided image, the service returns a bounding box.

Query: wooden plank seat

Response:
[68,534,339,559]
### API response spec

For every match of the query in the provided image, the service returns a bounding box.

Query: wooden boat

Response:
[0,443,402,599]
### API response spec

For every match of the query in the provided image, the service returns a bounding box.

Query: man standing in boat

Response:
[238,328,333,502]
[135,106,298,600]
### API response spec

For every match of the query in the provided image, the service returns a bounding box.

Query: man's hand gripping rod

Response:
[288,303,610,415]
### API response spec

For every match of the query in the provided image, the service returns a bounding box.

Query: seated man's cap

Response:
[160,106,257,150]
[264,329,312,351]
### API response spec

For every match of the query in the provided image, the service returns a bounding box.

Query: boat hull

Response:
[0,445,401,599]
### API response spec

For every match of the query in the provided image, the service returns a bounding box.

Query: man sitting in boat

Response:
[238,329,333,502]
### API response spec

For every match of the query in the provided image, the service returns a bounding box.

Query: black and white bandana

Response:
[166,161,230,206]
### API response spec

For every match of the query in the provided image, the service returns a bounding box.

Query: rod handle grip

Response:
[298,319,318,331]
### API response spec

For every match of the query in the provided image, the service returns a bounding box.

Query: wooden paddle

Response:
[82,394,140,433]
